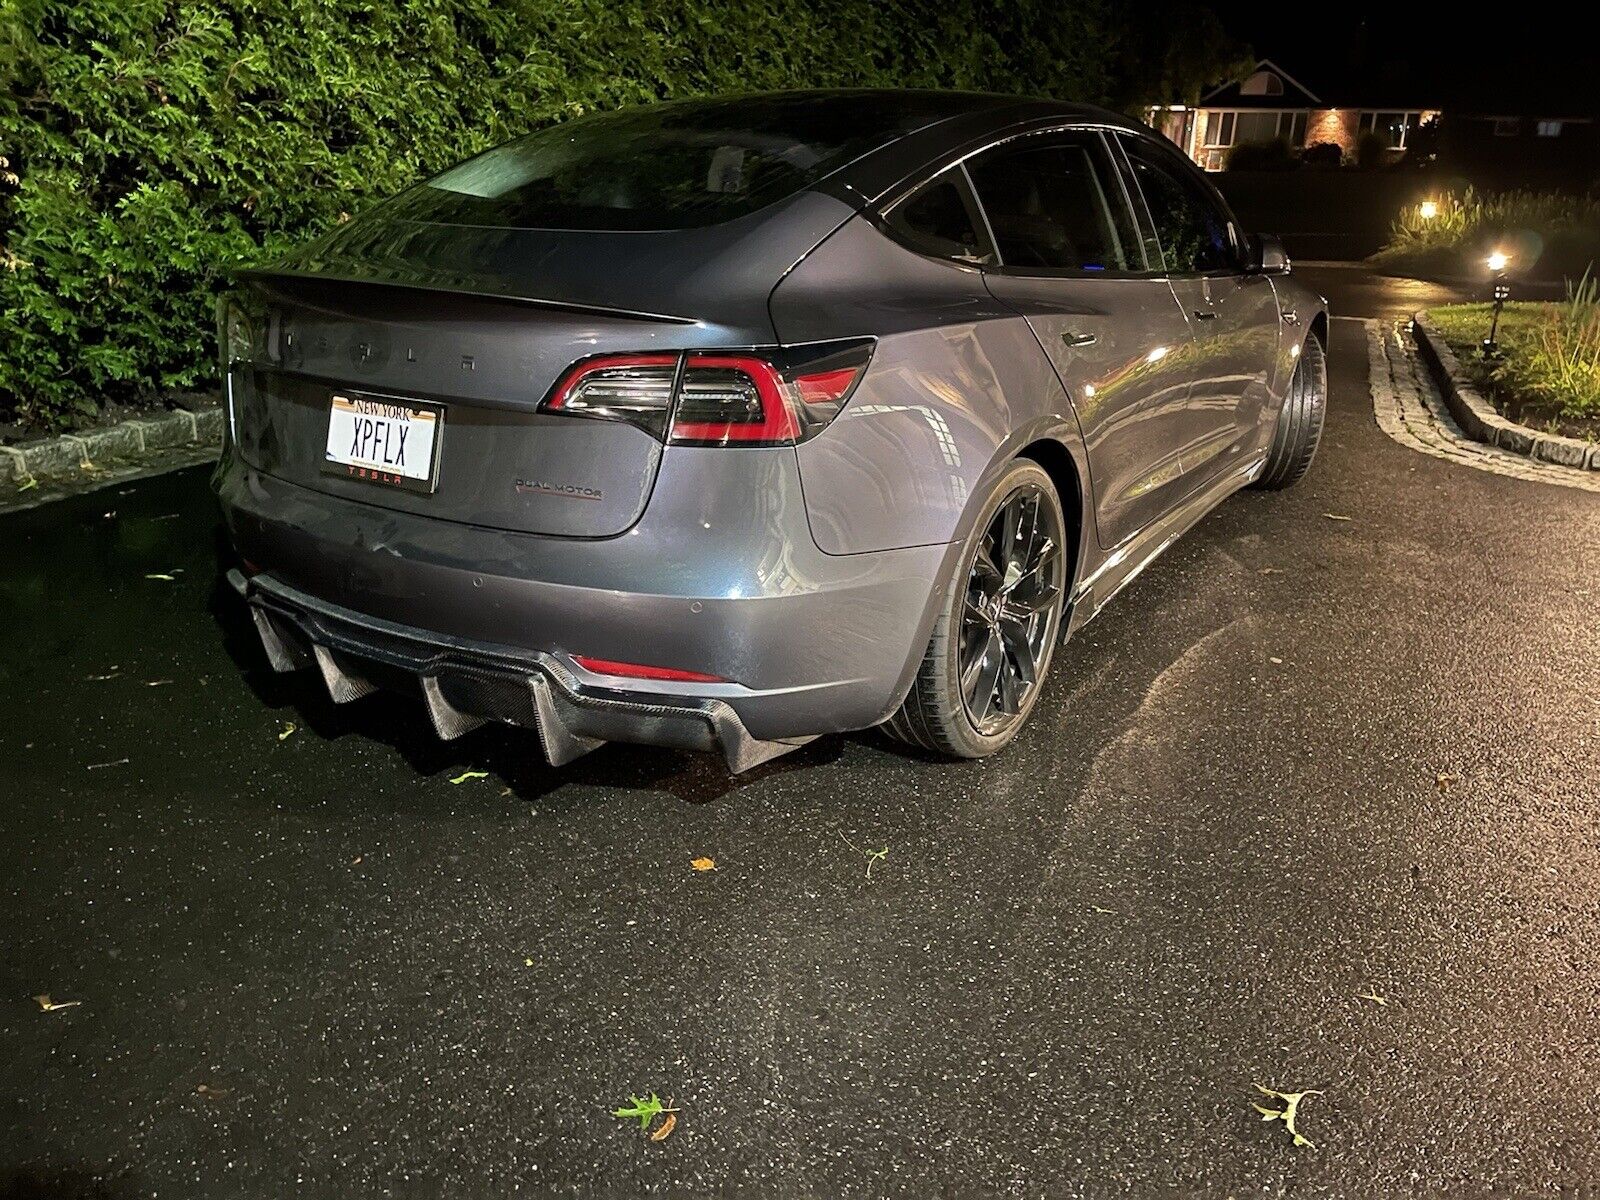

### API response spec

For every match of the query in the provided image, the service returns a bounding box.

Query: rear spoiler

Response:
[233,267,696,326]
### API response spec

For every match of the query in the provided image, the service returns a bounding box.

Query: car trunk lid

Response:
[226,193,858,539]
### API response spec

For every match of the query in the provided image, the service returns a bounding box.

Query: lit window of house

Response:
[1360,112,1419,149]
[1198,109,1308,169]
[1536,120,1564,137]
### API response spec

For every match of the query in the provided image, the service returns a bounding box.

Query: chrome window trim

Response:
[873,118,1242,282]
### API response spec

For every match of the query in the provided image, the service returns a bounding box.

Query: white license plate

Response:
[322,393,444,494]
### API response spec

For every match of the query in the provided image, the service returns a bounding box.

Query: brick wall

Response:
[1306,109,1360,160]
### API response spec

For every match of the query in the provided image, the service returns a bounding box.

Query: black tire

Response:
[1251,333,1326,491]
[884,460,1069,759]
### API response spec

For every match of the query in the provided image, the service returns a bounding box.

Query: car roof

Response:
[680,89,1146,204]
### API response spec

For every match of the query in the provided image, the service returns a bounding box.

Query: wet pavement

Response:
[3,269,1597,1198]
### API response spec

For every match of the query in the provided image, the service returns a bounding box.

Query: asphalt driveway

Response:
[2,268,1597,1198]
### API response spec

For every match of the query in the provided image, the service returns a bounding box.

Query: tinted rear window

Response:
[386,94,957,231]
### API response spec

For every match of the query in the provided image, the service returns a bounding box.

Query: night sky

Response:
[1206,2,1600,115]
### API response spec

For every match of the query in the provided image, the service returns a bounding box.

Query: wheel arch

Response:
[1016,436,1089,602]
[876,428,1092,727]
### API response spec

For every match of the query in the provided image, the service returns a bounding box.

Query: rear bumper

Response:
[233,570,812,772]
[216,455,955,758]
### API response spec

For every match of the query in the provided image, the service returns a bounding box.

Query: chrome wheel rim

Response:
[959,484,1065,736]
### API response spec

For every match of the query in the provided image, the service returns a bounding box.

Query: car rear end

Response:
[215,94,969,769]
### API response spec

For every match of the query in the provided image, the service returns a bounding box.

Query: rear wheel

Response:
[1252,333,1326,490]
[885,460,1069,758]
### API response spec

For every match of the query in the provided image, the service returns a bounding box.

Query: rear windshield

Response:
[384,93,954,232]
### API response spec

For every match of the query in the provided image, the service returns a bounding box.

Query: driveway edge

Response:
[1367,319,1600,493]
[1411,312,1600,471]
[0,399,224,497]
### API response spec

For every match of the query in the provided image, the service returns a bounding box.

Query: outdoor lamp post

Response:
[1419,199,1438,220]
[1482,252,1511,357]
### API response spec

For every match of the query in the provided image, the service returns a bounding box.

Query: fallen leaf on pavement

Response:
[1321,513,1353,522]
[1252,1083,1322,1148]
[612,1092,678,1133]
[18,477,39,492]
[277,722,296,742]
[840,832,889,879]
[351,855,363,865]
[690,857,717,872]
[146,679,174,688]
[1356,990,1388,1006]
[1269,656,1284,664]
[1257,566,1285,575]
[34,994,82,1012]
[450,769,489,784]
[650,1111,677,1142]
[1090,904,1118,915]
[86,670,121,681]
[87,757,129,770]
[195,1084,231,1098]
[1435,772,1461,793]
[145,573,177,581]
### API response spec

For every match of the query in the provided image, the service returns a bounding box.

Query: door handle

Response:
[1061,330,1098,347]
[1192,310,1218,320]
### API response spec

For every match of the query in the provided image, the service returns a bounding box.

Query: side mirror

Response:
[1249,233,1291,274]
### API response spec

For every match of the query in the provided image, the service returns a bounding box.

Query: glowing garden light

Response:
[1482,252,1512,357]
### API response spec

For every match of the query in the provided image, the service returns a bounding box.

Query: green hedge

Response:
[0,0,1191,429]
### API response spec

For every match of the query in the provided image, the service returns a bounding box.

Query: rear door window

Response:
[965,131,1144,272]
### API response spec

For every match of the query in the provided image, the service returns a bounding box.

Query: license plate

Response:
[322,393,444,493]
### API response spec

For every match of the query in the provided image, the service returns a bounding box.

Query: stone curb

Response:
[1411,313,1600,472]
[1,398,224,492]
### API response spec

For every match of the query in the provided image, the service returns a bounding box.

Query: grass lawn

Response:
[1427,300,1600,443]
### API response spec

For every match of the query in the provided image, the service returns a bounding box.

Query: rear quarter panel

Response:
[770,217,1094,560]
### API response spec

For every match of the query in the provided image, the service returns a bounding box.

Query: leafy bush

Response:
[1300,141,1343,168]
[1354,129,1392,170]
[1224,137,1297,172]
[0,0,1129,431]
[1377,187,1600,283]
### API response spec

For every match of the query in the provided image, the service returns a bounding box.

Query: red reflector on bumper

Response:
[571,655,724,684]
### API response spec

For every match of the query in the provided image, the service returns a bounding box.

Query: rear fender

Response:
[772,215,1095,558]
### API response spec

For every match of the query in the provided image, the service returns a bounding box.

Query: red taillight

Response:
[669,355,800,444]
[571,655,725,684]
[539,342,871,446]
[544,353,679,436]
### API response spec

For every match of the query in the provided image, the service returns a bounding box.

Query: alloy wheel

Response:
[958,483,1066,735]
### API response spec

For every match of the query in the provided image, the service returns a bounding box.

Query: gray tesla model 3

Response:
[216,89,1327,772]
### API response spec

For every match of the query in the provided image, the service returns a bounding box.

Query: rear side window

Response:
[884,169,990,263]
[966,132,1143,272]
[1119,136,1239,273]
[383,94,947,232]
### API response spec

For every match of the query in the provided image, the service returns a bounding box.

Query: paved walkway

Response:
[1365,317,1600,493]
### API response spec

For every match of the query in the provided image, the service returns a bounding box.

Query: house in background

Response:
[1145,59,1435,171]
[1146,58,1596,186]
